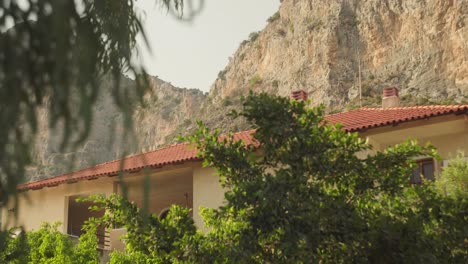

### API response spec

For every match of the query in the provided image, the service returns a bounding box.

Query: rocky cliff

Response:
[209,0,467,110]
[29,0,468,179]
[29,76,205,180]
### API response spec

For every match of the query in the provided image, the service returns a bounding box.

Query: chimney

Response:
[382,87,400,108]
[290,90,308,101]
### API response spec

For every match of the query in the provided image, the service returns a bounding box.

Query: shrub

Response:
[276,28,286,37]
[288,21,294,34]
[222,98,233,107]
[240,39,249,46]
[249,74,262,87]
[267,11,280,23]
[307,20,323,31]
[248,31,260,42]
[417,96,430,105]
[90,194,198,263]
[239,53,246,61]
[272,80,279,89]
[0,222,99,263]
[217,70,227,81]
[435,152,468,199]
[361,83,373,97]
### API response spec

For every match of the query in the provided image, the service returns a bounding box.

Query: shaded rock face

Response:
[29,76,206,180]
[29,0,467,180]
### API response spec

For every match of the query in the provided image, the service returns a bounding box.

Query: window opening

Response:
[159,208,170,220]
[411,158,434,184]
[67,195,105,247]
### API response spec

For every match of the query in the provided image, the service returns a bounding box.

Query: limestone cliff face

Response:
[209,0,467,109]
[29,76,205,180]
[29,0,468,180]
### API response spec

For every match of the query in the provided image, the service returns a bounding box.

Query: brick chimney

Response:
[290,90,308,101]
[382,87,400,108]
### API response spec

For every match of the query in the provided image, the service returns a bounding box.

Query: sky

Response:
[135,0,281,92]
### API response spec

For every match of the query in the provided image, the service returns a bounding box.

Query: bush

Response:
[217,70,227,81]
[272,80,279,89]
[0,222,99,263]
[435,152,468,198]
[248,31,260,42]
[89,194,198,263]
[267,11,280,23]
[276,28,286,37]
[249,74,262,87]
[288,21,294,33]
[307,20,323,31]
[222,97,232,107]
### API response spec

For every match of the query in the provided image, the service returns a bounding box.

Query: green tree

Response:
[89,194,198,263]
[0,0,202,215]
[93,93,467,263]
[187,93,466,263]
[0,222,99,263]
[435,152,468,199]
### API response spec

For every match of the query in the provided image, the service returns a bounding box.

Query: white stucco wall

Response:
[1,177,114,232]
[364,118,468,162]
[192,167,225,231]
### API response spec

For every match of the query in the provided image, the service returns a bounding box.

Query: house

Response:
[1,88,467,250]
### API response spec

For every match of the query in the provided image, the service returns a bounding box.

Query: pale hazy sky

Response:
[135,0,281,92]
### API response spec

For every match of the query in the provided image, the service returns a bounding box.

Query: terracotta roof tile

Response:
[18,105,467,191]
[17,130,257,191]
[325,105,468,132]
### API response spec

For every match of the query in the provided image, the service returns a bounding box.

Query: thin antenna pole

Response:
[358,52,362,107]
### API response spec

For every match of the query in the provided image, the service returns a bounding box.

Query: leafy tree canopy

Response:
[435,152,468,199]
[0,0,203,210]
[0,222,99,263]
[90,93,467,263]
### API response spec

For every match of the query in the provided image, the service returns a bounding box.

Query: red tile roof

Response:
[325,105,468,132]
[17,130,257,191]
[18,105,467,191]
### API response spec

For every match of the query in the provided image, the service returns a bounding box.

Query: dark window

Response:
[411,159,434,184]
[67,195,105,247]
[159,209,170,220]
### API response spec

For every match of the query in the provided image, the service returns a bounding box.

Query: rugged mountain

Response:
[29,76,205,180]
[29,0,468,179]
[171,0,468,140]
[209,0,467,109]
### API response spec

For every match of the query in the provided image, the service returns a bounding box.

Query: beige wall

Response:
[363,117,467,158]
[1,166,196,232]
[120,168,193,216]
[193,167,225,231]
[1,177,114,232]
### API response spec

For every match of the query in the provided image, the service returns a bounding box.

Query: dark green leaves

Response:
[185,93,466,263]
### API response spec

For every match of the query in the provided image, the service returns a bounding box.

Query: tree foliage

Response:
[0,222,99,263]
[91,93,467,263]
[88,194,198,263]
[0,0,204,213]
[435,152,468,199]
